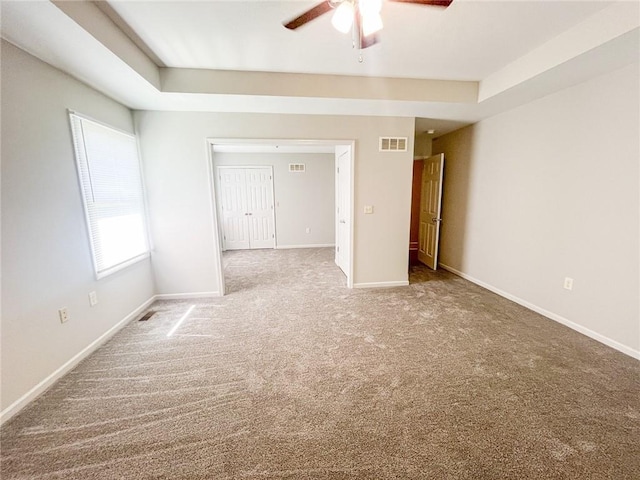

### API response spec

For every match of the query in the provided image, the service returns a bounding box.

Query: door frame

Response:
[206,138,355,294]
[215,165,277,251]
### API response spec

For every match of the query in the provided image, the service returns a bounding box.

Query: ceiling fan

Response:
[283,0,453,50]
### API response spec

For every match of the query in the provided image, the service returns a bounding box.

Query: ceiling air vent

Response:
[289,163,306,172]
[379,137,408,152]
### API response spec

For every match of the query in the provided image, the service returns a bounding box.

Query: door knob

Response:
[432,218,442,223]
[339,220,346,224]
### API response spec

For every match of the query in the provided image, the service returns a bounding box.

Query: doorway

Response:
[207,139,355,294]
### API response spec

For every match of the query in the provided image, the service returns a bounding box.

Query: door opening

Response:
[207,139,355,295]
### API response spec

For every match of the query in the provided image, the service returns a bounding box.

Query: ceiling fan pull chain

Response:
[351,21,357,49]
[356,6,361,50]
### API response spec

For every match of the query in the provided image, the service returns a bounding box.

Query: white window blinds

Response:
[69,113,150,278]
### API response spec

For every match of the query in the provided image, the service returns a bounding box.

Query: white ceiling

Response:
[108,0,609,80]
[1,0,638,137]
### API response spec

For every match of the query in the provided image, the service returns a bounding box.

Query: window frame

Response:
[68,111,151,280]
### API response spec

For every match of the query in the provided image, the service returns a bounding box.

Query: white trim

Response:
[154,291,221,300]
[347,141,355,289]
[439,263,640,361]
[213,144,334,154]
[95,252,150,280]
[207,138,345,148]
[67,109,135,138]
[205,140,226,295]
[217,165,273,170]
[136,132,155,253]
[276,244,335,249]
[353,280,410,289]
[0,296,156,425]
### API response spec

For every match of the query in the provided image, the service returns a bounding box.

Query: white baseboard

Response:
[439,263,640,361]
[276,244,335,249]
[154,291,221,300]
[353,280,409,289]
[0,296,156,425]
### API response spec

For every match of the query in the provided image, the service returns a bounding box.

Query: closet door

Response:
[218,168,250,250]
[217,166,275,250]
[245,167,275,249]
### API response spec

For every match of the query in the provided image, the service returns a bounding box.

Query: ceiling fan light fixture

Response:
[283,0,453,56]
[331,2,355,34]
[362,12,383,36]
[359,0,383,15]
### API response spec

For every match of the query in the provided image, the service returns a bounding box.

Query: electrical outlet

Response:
[563,277,573,291]
[364,205,374,214]
[58,308,69,324]
[89,291,98,307]
[305,227,311,234]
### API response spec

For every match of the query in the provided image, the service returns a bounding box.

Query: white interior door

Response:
[335,145,351,277]
[245,167,275,249]
[418,154,445,269]
[218,166,275,250]
[219,168,250,250]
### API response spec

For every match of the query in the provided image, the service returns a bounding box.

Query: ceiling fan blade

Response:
[388,0,453,6]
[283,1,333,30]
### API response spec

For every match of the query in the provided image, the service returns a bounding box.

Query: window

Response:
[69,112,150,279]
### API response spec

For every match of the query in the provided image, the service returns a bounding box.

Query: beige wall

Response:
[413,133,433,158]
[135,111,415,293]
[1,41,156,414]
[213,152,335,248]
[433,63,639,355]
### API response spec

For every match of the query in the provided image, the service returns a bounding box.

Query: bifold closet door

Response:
[218,167,275,250]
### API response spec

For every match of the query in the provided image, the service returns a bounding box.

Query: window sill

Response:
[95,252,151,280]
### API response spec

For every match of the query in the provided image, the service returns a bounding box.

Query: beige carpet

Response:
[1,248,639,479]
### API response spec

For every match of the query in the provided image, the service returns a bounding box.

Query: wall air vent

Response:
[379,137,408,152]
[289,163,306,172]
